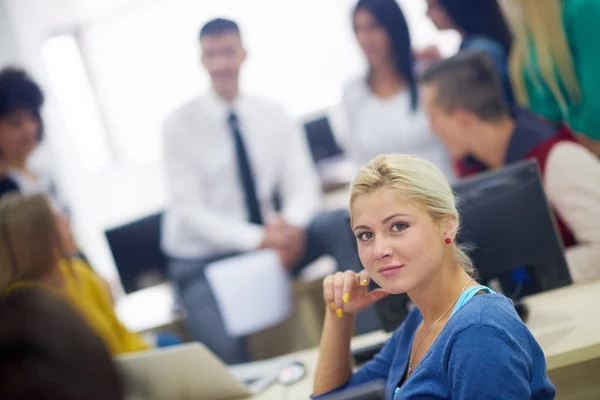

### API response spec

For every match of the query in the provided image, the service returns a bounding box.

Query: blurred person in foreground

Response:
[0,194,150,355]
[0,286,124,400]
[161,17,381,364]
[421,51,600,282]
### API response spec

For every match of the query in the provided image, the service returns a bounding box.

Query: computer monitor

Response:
[454,159,571,293]
[374,159,572,332]
[303,116,344,164]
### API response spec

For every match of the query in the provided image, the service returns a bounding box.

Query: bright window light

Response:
[42,34,112,172]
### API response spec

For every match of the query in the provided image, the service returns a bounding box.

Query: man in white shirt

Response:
[162,18,381,364]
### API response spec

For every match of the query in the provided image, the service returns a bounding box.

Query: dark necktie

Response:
[227,112,263,225]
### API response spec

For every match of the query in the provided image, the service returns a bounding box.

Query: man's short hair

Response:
[421,51,509,121]
[199,18,240,39]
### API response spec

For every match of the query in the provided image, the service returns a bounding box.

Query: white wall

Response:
[0,0,21,66]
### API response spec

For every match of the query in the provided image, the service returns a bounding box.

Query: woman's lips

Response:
[378,265,405,277]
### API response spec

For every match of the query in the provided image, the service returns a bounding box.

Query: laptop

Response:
[116,343,284,400]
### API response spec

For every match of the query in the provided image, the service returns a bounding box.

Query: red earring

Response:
[445,238,452,244]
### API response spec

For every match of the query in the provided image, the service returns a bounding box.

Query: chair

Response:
[105,212,166,294]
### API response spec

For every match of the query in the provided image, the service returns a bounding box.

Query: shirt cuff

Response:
[236,224,265,251]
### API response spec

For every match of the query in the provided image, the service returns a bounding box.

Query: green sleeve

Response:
[565,0,600,140]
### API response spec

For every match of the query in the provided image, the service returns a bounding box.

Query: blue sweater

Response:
[320,294,555,399]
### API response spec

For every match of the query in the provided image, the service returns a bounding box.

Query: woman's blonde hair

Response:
[501,0,580,116]
[349,154,475,276]
[0,194,68,292]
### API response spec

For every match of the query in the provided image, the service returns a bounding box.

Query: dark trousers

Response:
[168,209,382,364]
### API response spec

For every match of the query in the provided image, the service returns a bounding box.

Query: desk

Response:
[252,280,600,400]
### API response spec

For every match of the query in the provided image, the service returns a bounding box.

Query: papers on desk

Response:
[205,250,293,338]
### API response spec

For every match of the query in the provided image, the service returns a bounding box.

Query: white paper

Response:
[204,250,293,338]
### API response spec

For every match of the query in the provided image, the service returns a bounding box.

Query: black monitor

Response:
[374,159,572,332]
[453,158,571,294]
[319,381,386,400]
[303,116,344,164]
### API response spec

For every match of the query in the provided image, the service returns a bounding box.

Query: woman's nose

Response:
[374,240,393,261]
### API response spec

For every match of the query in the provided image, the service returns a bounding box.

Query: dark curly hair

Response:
[0,67,44,141]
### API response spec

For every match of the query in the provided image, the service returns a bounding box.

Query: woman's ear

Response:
[443,215,459,241]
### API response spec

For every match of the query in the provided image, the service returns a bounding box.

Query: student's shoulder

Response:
[60,258,97,284]
[162,94,207,132]
[547,139,600,177]
[447,293,532,343]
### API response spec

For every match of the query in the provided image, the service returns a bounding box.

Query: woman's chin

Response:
[372,277,411,295]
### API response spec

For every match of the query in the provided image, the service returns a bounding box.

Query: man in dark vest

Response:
[420,50,600,283]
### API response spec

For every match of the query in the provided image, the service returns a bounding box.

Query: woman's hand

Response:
[414,45,442,63]
[323,270,389,318]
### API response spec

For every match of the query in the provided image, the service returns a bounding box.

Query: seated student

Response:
[420,51,600,282]
[0,67,115,298]
[313,154,554,399]
[0,194,150,355]
[342,0,455,180]
[0,286,124,400]
[162,18,381,364]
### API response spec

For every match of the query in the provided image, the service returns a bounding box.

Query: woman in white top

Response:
[344,0,455,181]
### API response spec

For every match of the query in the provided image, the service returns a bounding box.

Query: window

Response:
[42,34,112,172]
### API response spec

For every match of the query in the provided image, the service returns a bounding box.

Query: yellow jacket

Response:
[8,258,149,355]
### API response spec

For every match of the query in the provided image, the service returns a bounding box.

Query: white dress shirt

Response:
[161,89,322,259]
[544,141,600,282]
[343,78,456,182]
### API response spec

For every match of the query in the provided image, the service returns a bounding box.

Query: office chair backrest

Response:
[303,116,344,164]
[105,212,166,294]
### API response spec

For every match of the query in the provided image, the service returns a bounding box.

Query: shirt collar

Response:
[505,107,557,164]
[206,86,244,121]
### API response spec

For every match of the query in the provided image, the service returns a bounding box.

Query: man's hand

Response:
[259,216,306,272]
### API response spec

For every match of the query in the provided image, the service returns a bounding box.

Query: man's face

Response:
[422,84,469,159]
[200,32,246,97]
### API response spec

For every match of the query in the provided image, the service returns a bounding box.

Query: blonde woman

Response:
[502,0,600,155]
[0,194,149,355]
[312,155,554,399]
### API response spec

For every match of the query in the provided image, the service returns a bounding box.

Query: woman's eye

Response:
[391,222,409,232]
[356,231,373,241]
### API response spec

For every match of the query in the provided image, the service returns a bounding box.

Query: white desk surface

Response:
[251,279,600,400]
[115,282,180,333]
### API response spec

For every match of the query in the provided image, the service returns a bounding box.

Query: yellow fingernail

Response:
[330,302,336,310]
[343,293,350,303]
[361,279,368,287]
[336,308,344,318]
